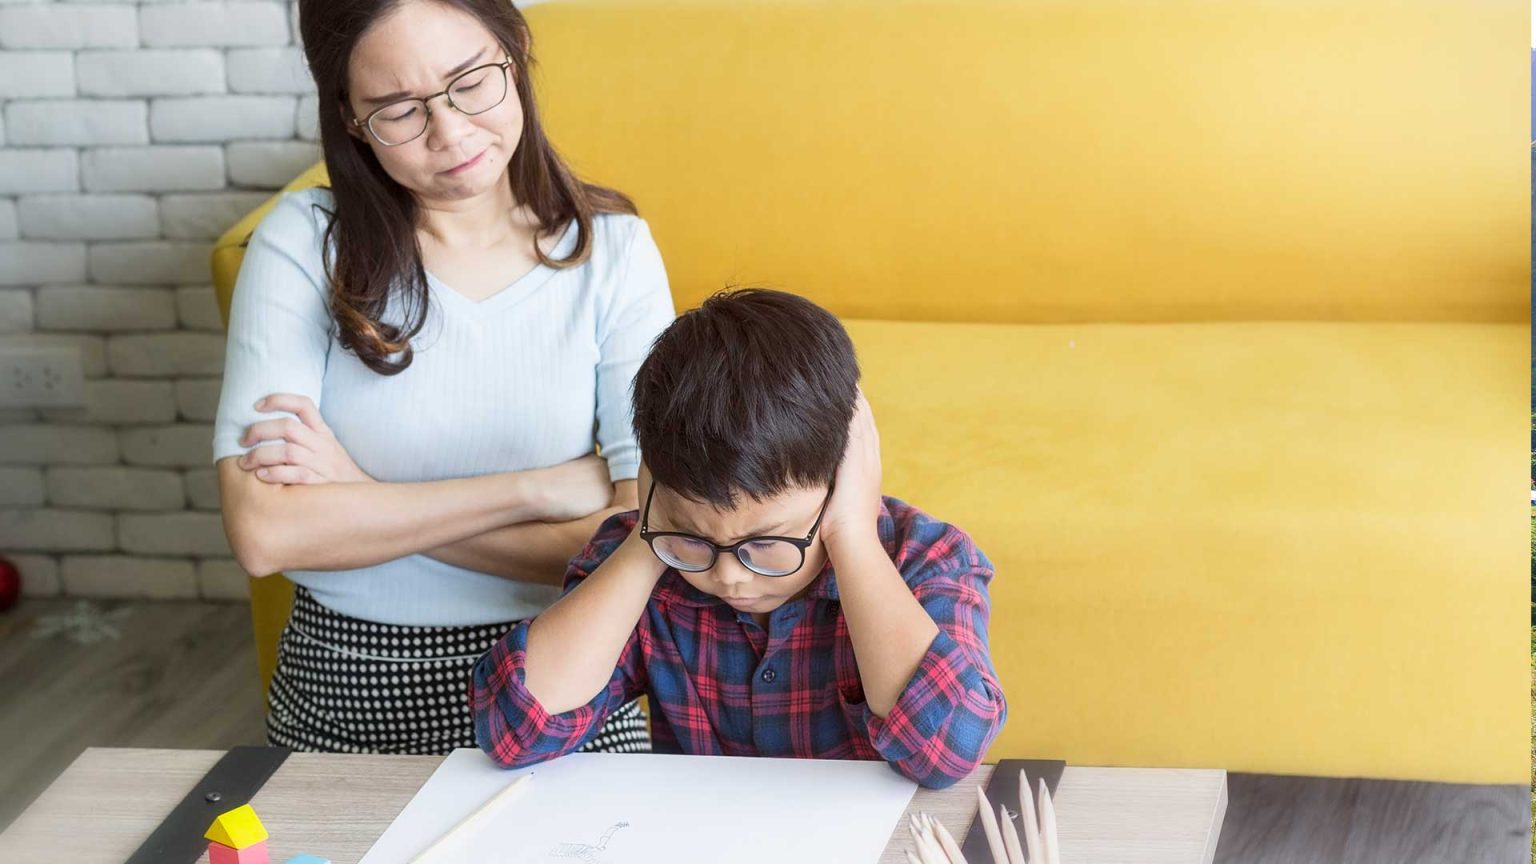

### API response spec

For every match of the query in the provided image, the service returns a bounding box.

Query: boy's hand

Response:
[821,389,883,550]
[619,461,660,556]
[635,460,654,507]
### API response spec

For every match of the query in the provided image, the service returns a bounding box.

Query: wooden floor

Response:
[0,598,266,832]
[0,597,1528,861]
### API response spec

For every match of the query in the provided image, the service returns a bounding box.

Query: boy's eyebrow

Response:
[665,511,793,544]
[359,48,489,106]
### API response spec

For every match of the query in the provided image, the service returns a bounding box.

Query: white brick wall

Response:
[151,96,296,143]
[108,333,226,376]
[120,424,214,467]
[227,47,311,94]
[0,5,138,50]
[89,241,213,283]
[0,508,116,552]
[0,424,119,464]
[77,49,226,98]
[196,557,248,600]
[37,286,178,332]
[47,465,184,510]
[0,290,32,332]
[118,511,232,557]
[174,377,222,421]
[19,195,160,240]
[3,333,109,377]
[1,0,318,598]
[12,554,62,597]
[139,2,290,49]
[61,555,198,598]
[0,466,45,507]
[160,192,270,239]
[4,100,149,146]
[0,51,76,100]
[176,285,225,331]
[82,146,225,192]
[295,94,318,141]
[0,241,88,285]
[183,467,221,510]
[0,149,79,194]
[227,140,317,188]
[40,378,178,424]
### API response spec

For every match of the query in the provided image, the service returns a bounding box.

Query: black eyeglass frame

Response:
[350,57,514,147]
[638,480,834,578]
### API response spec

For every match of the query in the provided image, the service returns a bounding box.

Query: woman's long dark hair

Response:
[299,0,636,374]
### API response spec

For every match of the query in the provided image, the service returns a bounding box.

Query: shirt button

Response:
[760,667,776,684]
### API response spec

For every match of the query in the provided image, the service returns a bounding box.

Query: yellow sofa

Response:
[212,0,1528,784]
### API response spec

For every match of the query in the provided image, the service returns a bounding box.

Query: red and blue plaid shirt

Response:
[471,496,1007,789]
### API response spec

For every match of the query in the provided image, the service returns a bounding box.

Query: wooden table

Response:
[0,748,1229,864]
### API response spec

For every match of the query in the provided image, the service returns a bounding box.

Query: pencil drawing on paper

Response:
[547,821,629,862]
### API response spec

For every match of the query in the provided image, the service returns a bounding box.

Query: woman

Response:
[213,0,673,754]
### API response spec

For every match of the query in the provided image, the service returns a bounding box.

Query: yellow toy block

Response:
[205,804,269,849]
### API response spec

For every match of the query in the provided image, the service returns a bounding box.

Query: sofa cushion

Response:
[846,317,1526,782]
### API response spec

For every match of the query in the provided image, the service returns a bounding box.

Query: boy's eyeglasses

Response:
[351,58,513,146]
[638,481,833,577]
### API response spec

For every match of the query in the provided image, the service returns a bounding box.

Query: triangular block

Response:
[205,804,269,849]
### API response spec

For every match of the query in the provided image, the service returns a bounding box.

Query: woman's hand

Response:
[238,393,372,485]
[528,454,617,522]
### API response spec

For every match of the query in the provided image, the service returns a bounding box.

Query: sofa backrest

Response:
[217,1,1526,327]
[515,0,1524,324]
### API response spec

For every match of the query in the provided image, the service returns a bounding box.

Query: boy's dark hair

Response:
[632,288,860,509]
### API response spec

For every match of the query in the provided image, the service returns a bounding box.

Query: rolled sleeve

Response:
[470,620,643,769]
[846,563,1007,789]
[470,511,649,769]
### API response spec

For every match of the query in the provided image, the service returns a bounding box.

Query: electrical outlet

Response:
[0,346,86,408]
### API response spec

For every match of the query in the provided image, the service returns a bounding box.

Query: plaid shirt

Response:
[471,497,1007,789]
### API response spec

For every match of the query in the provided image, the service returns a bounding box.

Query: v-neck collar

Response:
[423,218,579,316]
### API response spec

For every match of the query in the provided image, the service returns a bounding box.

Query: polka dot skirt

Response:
[266,586,651,756]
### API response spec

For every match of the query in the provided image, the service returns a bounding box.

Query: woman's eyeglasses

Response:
[352,58,513,146]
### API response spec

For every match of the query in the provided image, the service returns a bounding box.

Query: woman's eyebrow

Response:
[360,47,489,106]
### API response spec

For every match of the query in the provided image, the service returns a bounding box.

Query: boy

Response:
[471,289,1006,789]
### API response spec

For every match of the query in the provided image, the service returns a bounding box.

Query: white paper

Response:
[359,749,920,864]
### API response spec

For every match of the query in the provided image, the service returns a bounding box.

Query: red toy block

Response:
[209,839,269,864]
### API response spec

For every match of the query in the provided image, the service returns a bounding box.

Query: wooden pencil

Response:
[999,803,1026,864]
[1038,779,1061,864]
[974,786,1008,864]
[1018,770,1042,863]
[930,814,969,864]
